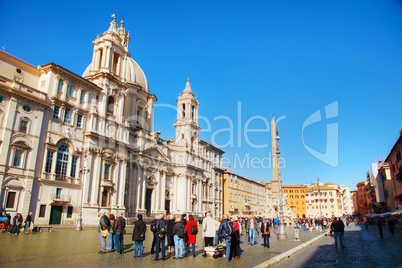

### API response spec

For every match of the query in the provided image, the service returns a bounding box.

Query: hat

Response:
[182,214,187,218]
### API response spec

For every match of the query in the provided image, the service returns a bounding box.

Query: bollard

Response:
[294,228,300,241]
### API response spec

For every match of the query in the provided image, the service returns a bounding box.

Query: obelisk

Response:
[271,117,280,195]
[271,116,287,240]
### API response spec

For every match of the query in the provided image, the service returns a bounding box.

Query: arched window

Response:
[107,96,115,114]
[55,145,69,177]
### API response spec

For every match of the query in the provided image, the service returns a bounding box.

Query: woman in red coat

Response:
[185,215,198,257]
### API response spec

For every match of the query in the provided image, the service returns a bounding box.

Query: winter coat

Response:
[156,219,167,236]
[202,216,216,238]
[172,221,186,237]
[330,219,345,234]
[114,216,126,232]
[99,215,110,232]
[261,221,270,237]
[185,220,198,244]
[109,220,115,233]
[132,220,147,241]
[246,218,258,230]
[218,219,229,238]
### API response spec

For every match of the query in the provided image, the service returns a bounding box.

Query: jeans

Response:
[249,228,255,245]
[334,232,344,247]
[186,243,196,256]
[100,233,106,252]
[25,222,30,233]
[174,235,184,258]
[115,231,124,254]
[134,241,143,257]
[155,235,165,260]
[225,236,231,260]
[214,231,219,245]
[108,233,115,249]
[263,235,270,247]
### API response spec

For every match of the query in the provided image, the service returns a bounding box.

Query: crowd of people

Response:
[97,212,273,262]
[6,212,33,235]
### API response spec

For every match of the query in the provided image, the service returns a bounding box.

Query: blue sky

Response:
[1,0,402,188]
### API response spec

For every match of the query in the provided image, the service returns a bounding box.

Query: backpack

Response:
[158,226,167,235]
[226,221,235,236]
[176,226,185,238]
[190,224,198,235]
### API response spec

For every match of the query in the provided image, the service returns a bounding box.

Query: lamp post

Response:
[76,152,89,231]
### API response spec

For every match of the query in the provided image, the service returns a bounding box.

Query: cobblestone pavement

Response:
[0,225,320,267]
[273,224,402,268]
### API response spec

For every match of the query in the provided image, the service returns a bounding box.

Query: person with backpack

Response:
[185,215,198,257]
[173,216,186,259]
[155,214,167,261]
[218,214,231,263]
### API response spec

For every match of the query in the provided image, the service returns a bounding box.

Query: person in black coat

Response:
[261,218,271,248]
[166,214,175,256]
[150,218,158,253]
[132,214,147,257]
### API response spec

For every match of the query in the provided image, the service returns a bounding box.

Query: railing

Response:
[55,175,69,182]
[50,194,71,202]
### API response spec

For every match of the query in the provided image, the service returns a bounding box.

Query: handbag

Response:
[101,228,109,237]
[265,231,270,235]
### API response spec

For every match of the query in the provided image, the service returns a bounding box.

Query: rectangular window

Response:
[76,114,83,128]
[56,188,62,199]
[80,91,85,101]
[67,206,73,218]
[64,108,72,124]
[397,151,401,162]
[70,156,78,178]
[53,105,60,120]
[41,80,46,87]
[6,192,16,209]
[58,80,63,91]
[45,150,54,173]
[68,84,75,96]
[13,149,23,167]
[0,95,3,103]
[104,164,110,180]
[39,205,46,217]
[19,120,28,133]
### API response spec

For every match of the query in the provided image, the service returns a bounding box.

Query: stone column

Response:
[187,177,191,212]
[105,47,111,69]
[135,166,142,211]
[110,159,120,207]
[118,159,127,208]
[84,150,93,204]
[141,169,146,210]
[90,152,102,205]
[155,172,160,212]
[172,175,177,212]
[160,171,166,212]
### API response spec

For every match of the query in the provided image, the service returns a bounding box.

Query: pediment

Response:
[141,146,170,162]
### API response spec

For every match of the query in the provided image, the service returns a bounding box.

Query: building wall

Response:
[305,182,343,218]
[282,185,306,218]
[223,171,266,216]
[385,134,402,211]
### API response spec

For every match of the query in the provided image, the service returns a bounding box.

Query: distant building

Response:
[223,169,267,216]
[350,189,359,216]
[305,182,343,218]
[339,184,353,216]
[384,132,402,211]
[356,181,369,216]
[282,185,306,218]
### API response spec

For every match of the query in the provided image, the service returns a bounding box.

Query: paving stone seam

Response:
[253,233,326,268]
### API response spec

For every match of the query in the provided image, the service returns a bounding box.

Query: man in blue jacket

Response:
[218,214,231,262]
[155,214,167,261]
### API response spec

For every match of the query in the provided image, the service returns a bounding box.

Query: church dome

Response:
[82,56,149,92]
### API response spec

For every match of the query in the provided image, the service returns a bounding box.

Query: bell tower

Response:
[174,78,200,151]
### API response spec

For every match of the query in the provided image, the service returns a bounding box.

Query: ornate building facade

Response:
[0,17,224,225]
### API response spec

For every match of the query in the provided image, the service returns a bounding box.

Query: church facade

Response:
[0,17,224,226]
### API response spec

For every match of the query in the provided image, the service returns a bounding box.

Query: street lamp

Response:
[76,152,90,231]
